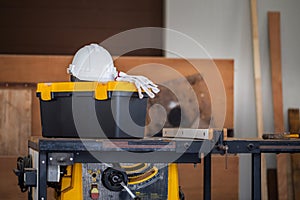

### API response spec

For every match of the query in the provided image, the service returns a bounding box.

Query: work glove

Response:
[115,71,160,99]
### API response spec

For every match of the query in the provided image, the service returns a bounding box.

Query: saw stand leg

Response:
[203,153,211,200]
[38,151,47,200]
[252,153,261,200]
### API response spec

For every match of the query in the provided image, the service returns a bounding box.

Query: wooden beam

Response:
[269,12,284,133]
[267,169,278,200]
[268,11,293,200]
[288,108,300,200]
[251,0,264,137]
[288,109,299,133]
[250,0,268,199]
[0,55,72,83]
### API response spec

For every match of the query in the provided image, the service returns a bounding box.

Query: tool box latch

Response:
[94,83,108,100]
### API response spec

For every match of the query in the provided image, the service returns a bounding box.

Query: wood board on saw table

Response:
[0,55,236,199]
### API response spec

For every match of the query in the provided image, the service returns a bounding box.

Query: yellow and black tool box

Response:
[36,81,148,139]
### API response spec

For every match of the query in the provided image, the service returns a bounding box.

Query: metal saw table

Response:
[28,136,300,200]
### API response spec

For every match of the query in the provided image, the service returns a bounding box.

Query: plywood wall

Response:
[178,155,239,199]
[0,87,33,199]
[0,87,32,155]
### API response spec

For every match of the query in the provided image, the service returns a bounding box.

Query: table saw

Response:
[14,132,300,200]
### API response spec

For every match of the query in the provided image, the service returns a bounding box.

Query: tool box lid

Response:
[37,81,138,101]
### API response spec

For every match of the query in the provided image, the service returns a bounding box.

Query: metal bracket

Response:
[47,153,74,182]
[48,153,74,166]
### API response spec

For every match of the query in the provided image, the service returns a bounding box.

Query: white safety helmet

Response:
[67,43,117,82]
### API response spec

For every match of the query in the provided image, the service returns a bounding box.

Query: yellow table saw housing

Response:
[57,163,180,200]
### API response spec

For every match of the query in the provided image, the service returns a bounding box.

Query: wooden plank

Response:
[0,88,31,155]
[292,154,300,200]
[269,12,284,133]
[0,55,71,83]
[288,108,299,133]
[267,169,278,200]
[288,108,300,199]
[178,155,239,200]
[251,0,264,137]
[250,1,268,199]
[268,11,293,200]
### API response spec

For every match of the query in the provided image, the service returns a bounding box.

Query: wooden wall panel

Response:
[0,156,28,200]
[0,0,163,55]
[0,88,31,155]
[114,57,234,128]
[178,155,239,200]
[0,156,56,200]
[0,55,71,83]
[0,55,234,133]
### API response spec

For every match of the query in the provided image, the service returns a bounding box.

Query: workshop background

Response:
[0,0,300,200]
[166,0,300,199]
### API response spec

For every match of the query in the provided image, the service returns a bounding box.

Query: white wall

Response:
[165,0,300,199]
